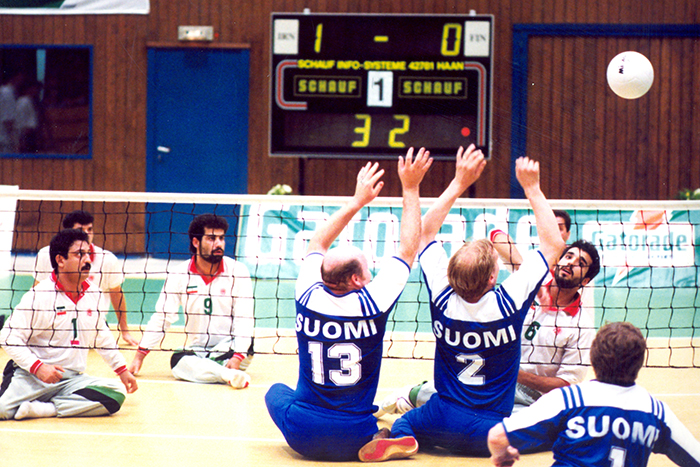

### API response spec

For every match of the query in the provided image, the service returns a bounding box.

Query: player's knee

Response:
[265,383,291,409]
[0,400,15,420]
[77,384,126,415]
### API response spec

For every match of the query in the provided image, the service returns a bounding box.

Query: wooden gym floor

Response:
[1,348,698,467]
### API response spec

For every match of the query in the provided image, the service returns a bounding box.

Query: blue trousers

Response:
[265,383,378,461]
[390,393,502,457]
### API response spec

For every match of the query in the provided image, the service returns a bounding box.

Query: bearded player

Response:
[129,214,254,389]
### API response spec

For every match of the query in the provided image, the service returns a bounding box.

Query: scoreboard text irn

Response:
[270,13,493,160]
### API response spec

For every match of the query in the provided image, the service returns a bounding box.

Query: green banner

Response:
[236,203,700,337]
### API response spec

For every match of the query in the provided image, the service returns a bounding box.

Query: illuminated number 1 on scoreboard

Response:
[314,23,322,53]
[367,71,393,107]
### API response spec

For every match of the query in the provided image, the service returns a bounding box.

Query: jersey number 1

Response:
[609,446,627,467]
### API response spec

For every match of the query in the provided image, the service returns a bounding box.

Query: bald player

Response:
[265,148,432,462]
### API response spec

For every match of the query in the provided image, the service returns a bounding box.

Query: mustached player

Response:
[1,229,137,420]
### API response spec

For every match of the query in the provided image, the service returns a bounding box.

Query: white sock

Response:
[15,401,57,420]
[223,368,250,389]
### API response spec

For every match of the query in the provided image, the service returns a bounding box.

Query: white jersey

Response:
[503,380,700,466]
[15,95,38,133]
[34,243,125,313]
[0,83,17,150]
[520,278,595,386]
[0,274,127,374]
[138,256,254,354]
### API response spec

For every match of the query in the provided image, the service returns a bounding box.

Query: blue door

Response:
[146,47,249,259]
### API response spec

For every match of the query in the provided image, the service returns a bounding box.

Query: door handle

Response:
[156,146,171,162]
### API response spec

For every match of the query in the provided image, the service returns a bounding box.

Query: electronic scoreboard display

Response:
[270,13,493,160]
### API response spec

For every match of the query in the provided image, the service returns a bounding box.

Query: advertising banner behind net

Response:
[0,0,149,14]
[236,203,699,339]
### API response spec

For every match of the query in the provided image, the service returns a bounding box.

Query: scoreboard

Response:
[270,13,494,160]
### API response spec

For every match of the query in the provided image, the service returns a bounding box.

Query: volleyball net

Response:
[0,187,699,368]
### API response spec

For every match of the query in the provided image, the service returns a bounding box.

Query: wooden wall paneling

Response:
[149,0,171,40]
[607,38,624,200]
[553,36,570,198]
[690,40,700,194]
[90,16,105,193]
[490,0,514,199]
[636,37,653,200]
[614,38,633,199]
[558,38,575,199]
[252,0,299,195]
[591,35,608,200]
[652,37,669,200]
[577,37,605,198]
[665,38,683,200]
[601,38,616,199]
[3,1,700,218]
[113,15,129,192]
[633,37,653,199]
[52,14,66,44]
[676,38,693,195]
[573,36,589,200]
[102,16,117,192]
[527,36,549,189]
[218,0,233,42]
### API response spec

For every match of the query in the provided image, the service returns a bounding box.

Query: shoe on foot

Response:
[373,383,418,418]
[224,368,251,389]
[14,401,57,420]
[358,436,419,462]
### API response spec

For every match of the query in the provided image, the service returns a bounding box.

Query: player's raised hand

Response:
[398,147,433,190]
[454,144,486,191]
[353,162,385,206]
[515,156,540,193]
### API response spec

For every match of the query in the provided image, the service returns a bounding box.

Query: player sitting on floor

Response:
[488,321,700,467]
[358,148,565,461]
[265,149,432,462]
[128,214,255,389]
[374,239,601,417]
[0,228,137,420]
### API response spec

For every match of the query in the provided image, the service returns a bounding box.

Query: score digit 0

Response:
[352,114,410,149]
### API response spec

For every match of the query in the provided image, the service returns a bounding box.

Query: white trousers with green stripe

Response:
[0,363,126,420]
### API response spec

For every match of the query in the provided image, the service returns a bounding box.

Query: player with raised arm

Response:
[488,321,700,467]
[374,238,600,416]
[359,147,566,461]
[0,229,137,420]
[265,148,432,462]
[128,214,255,389]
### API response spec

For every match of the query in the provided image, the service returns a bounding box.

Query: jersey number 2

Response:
[308,342,362,386]
[456,353,485,385]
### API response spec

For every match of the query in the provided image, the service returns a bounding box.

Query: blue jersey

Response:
[419,242,549,416]
[293,252,411,415]
[502,381,700,467]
